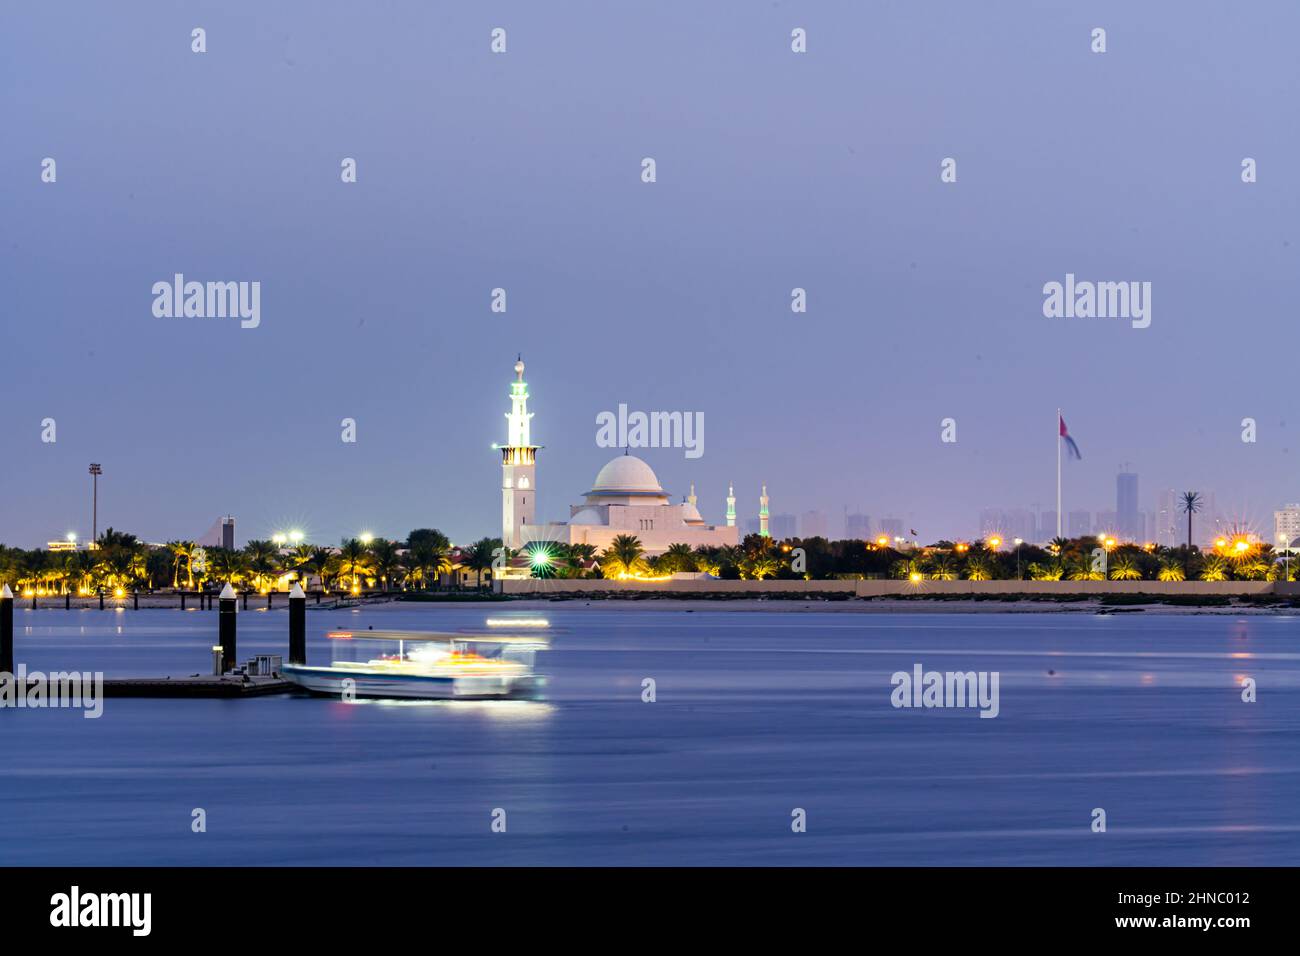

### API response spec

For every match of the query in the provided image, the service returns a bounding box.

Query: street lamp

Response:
[1014,538,1024,579]
[88,463,102,545]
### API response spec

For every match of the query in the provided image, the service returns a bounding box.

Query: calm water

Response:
[2,605,1298,866]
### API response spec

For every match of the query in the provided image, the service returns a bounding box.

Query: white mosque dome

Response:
[588,454,665,496]
[569,508,605,525]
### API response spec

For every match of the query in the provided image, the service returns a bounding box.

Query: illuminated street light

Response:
[272,533,287,546]
[987,536,1002,550]
[359,532,374,546]
[288,530,304,544]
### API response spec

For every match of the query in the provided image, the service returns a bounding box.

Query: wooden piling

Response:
[219,583,237,673]
[1,584,13,675]
[289,582,306,665]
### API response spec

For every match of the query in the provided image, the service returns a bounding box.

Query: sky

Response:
[2,1,1299,548]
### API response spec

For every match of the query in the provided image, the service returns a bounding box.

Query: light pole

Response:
[88,463,102,545]
[1014,538,1024,579]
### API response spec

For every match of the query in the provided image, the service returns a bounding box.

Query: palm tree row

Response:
[0,529,506,594]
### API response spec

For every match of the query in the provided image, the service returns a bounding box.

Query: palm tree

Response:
[661,542,697,574]
[207,548,249,588]
[601,534,646,578]
[746,554,780,580]
[1200,555,1229,582]
[337,538,373,591]
[243,539,282,591]
[368,538,403,592]
[463,537,501,589]
[1109,555,1143,580]
[1180,491,1202,575]
[1157,557,1185,582]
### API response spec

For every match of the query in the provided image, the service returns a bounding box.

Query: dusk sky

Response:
[3,2,1298,548]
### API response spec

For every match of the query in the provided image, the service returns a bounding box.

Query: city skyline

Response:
[5,5,1300,549]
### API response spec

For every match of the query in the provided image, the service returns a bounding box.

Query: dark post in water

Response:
[289,581,306,665]
[219,582,237,673]
[1,584,13,676]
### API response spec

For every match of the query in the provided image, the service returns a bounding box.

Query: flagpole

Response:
[1056,408,1062,541]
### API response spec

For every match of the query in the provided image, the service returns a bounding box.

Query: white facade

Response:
[497,358,539,549]
[497,359,738,556]
[519,454,737,556]
[1275,504,1300,549]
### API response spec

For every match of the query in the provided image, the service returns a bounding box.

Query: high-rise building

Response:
[845,513,871,540]
[1038,510,1058,542]
[1116,470,1140,541]
[1067,510,1091,537]
[1275,505,1300,548]
[1155,489,1180,547]
[771,513,797,539]
[878,517,904,538]
[800,510,827,539]
[1095,510,1118,535]
[221,516,236,551]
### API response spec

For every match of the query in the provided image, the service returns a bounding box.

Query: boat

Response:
[281,630,547,700]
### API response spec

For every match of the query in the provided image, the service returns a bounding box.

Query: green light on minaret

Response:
[726,482,736,528]
[759,484,770,537]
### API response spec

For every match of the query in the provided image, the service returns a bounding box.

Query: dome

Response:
[568,508,605,526]
[588,455,664,496]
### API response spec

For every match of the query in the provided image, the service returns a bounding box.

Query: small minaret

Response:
[725,482,736,528]
[496,356,540,550]
[688,482,697,508]
[759,484,770,538]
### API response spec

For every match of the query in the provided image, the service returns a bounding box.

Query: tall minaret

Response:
[725,483,736,527]
[688,483,697,508]
[759,484,770,537]
[496,356,539,549]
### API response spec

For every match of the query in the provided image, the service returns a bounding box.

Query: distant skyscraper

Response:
[800,510,827,539]
[771,513,797,539]
[1156,489,1180,547]
[1039,510,1058,542]
[221,516,235,551]
[845,513,871,540]
[1067,510,1090,537]
[1116,470,1140,541]
[879,517,904,538]
[1275,505,1300,548]
[1096,510,1118,535]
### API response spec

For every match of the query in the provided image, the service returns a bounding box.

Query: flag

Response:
[1059,415,1082,459]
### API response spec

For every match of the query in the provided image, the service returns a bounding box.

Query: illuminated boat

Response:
[281,630,547,700]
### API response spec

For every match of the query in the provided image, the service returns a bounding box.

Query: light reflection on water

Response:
[2,607,1299,866]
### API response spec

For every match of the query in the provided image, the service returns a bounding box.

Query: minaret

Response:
[495,356,540,549]
[688,483,697,508]
[725,483,736,528]
[759,484,770,537]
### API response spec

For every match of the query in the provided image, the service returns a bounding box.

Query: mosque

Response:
[494,357,749,556]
